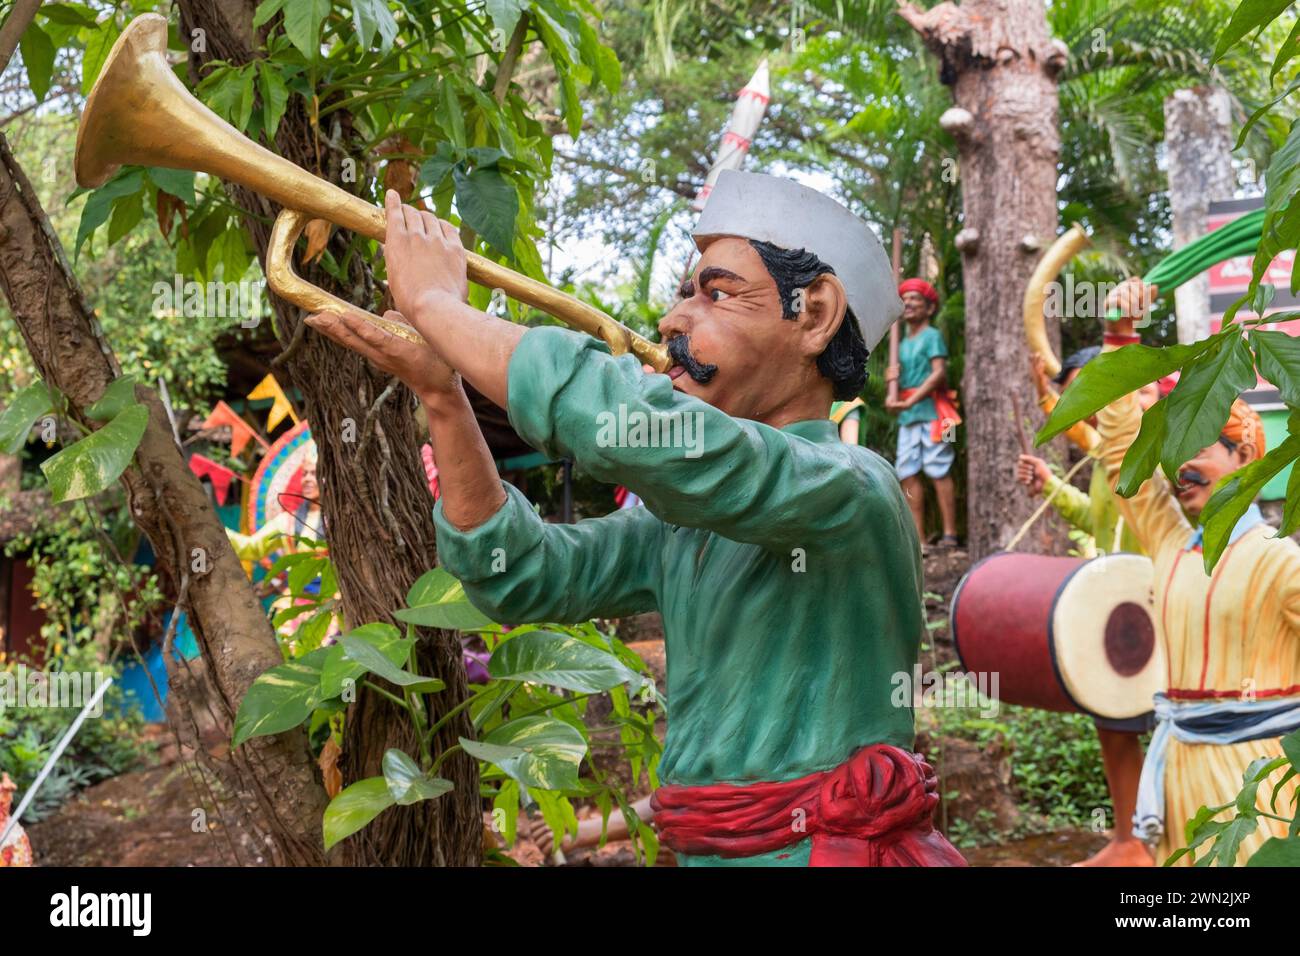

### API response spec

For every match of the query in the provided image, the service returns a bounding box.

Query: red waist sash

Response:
[900,387,962,443]
[650,744,967,866]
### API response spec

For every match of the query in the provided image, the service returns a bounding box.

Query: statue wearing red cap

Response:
[886,279,960,549]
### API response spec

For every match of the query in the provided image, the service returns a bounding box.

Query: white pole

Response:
[0,675,114,847]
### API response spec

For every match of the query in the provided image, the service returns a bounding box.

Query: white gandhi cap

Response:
[691,170,901,352]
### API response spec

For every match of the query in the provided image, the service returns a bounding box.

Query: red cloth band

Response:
[1103,332,1140,346]
[651,744,967,866]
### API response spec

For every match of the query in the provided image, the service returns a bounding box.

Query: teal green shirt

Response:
[433,327,925,866]
[897,324,947,426]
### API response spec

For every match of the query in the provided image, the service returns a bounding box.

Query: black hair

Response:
[748,239,868,400]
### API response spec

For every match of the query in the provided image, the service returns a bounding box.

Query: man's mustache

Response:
[667,335,718,384]
[1176,467,1210,488]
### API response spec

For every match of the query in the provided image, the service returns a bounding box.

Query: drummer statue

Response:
[306,170,966,866]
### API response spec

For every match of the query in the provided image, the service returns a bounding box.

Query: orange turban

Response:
[1221,398,1265,461]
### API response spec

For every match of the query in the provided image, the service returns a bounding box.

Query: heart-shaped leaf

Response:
[460,715,585,790]
[0,381,54,454]
[396,567,493,630]
[341,635,445,692]
[232,647,330,748]
[381,749,453,806]
[320,623,407,698]
[488,630,640,693]
[41,404,148,502]
[323,777,394,851]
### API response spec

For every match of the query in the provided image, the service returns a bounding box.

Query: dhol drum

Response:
[950,552,1164,721]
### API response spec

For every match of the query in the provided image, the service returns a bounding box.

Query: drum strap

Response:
[1134,694,1300,844]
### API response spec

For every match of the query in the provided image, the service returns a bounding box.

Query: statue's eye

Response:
[709,288,731,302]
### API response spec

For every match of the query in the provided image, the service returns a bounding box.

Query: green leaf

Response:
[381,749,453,806]
[1272,17,1300,81]
[258,64,290,140]
[440,78,466,147]
[341,635,445,692]
[106,194,144,246]
[395,567,493,630]
[0,381,54,454]
[252,0,288,28]
[231,647,330,748]
[323,777,394,851]
[453,165,518,256]
[1246,837,1300,866]
[1250,330,1300,408]
[40,404,148,503]
[81,18,121,94]
[40,4,101,28]
[1210,815,1258,866]
[1036,337,1219,445]
[485,0,526,38]
[319,622,408,698]
[85,375,139,421]
[146,168,197,207]
[282,0,330,60]
[75,169,144,257]
[1213,0,1294,62]
[488,630,640,693]
[19,22,56,102]
[1160,334,1258,477]
[1199,430,1300,569]
[459,715,586,790]
[1115,398,1169,497]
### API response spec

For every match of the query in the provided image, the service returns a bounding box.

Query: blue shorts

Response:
[896,421,954,480]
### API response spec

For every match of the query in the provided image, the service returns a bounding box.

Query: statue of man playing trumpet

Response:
[307,169,965,867]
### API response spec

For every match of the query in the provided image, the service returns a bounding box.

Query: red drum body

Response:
[950,552,1163,721]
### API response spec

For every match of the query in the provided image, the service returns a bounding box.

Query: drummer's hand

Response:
[1103,277,1158,336]
[1016,454,1052,495]
[303,309,460,403]
[382,189,469,321]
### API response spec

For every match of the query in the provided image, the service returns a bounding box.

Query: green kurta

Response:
[433,327,925,866]
[1042,458,1144,556]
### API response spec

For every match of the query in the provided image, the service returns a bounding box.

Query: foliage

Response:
[233,567,664,862]
[1040,0,1300,572]
[928,698,1112,841]
[1166,728,1300,866]
[0,642,156,822]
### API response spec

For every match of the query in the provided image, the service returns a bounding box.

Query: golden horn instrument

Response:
[1022,224,1099,453]
[74,14,671,372]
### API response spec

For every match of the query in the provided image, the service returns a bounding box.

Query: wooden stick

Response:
[1010,392,1032,455]
[887,228,902,404]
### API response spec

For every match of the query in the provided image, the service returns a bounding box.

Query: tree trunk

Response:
[1164,87,1235,344]
[177,0,479,865]
[0,131,328,865]
[899,0,1068,558]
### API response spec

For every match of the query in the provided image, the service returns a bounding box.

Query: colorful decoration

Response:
[187,453,236,504]
[247,373,297,432]
[246,419,315,535]
[203,400,261,457]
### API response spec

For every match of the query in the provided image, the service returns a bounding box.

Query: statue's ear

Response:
[797,273,849,358]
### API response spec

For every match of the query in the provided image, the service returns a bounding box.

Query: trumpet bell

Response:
[75,13,671,371]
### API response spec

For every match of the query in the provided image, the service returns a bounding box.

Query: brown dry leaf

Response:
[376,135,426,208]
[155,190,185,240]
[318,738,343,798]
[303,219,332,265]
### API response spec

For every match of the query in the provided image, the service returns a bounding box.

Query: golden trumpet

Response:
[75,14,670,371]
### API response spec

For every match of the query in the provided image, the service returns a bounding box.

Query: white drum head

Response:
[1050,553,1165,720]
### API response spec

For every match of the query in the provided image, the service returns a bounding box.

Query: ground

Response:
[26,545,1115,867]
